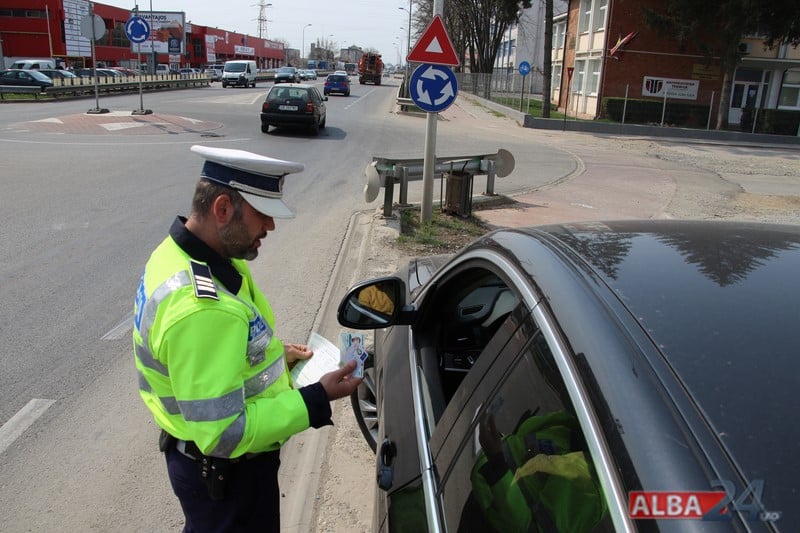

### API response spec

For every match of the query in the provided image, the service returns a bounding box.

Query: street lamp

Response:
[301,23,312,64]
[398,3,411,81]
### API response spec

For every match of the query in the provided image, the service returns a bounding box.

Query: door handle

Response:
[377,437,396,491]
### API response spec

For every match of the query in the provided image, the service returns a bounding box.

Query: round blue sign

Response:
[125,16,150,44]
[519,61,531,76]
[409,64,459,113]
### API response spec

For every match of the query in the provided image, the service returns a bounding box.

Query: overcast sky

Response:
[102,0,413,65]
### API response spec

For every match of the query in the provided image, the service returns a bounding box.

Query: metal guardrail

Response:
[1,75,215,100]
[0,85,47,99]
[364,150,515,217]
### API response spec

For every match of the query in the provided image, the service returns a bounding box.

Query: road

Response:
[0,79,575,532]
[1,79,798,532]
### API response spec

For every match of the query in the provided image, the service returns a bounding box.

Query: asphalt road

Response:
[3,79,796,532]
[0,79,576,531]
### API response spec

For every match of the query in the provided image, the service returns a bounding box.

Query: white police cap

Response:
[190,145,304,219]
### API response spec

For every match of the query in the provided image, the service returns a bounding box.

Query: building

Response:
[549,0,800,128]
[495,1,568,94]
[0,0,284,71]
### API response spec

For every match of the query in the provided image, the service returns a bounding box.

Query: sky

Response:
[101,0,414,66]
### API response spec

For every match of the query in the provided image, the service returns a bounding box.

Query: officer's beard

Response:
[219,211,261,261]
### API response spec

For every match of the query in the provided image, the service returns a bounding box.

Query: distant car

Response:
[274,66,299,84]
[304,69,318,80]
[338,219,800,532]
[298,69,310,81]
[37,69,78,80]
[260,83,327,135]
[112,67,139,77]
[204,66,223,82]
[324,73,350,96]
[0,69,54,90]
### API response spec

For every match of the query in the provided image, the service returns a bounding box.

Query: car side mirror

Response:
[337,277,409,329]
[322,96,328,101]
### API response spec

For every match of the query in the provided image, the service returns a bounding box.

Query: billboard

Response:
[642,76,699,100]
[130,11,185,55]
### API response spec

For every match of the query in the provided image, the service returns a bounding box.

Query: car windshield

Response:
[278,67,295,73]
[225,63,246,72]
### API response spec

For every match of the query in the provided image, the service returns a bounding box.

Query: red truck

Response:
[358,53,383,85]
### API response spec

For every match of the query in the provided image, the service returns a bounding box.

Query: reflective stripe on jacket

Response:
[133,234,309,458]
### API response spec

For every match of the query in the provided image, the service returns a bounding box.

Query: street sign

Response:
[407,15,459,66]
[409,64,458,113]
[519,61,531,76]
[81,14,106,41]
[567,66,575,78]
[125,16,150,44]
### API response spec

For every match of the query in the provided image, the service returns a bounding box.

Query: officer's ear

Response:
[211,194,235,223]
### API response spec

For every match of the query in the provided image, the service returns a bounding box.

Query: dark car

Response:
[274,66,299,84]
[37,69,78,81]
[338,220,800,532]
[0,69,54,91]
[324,73,350,96]
[260,83,327,135]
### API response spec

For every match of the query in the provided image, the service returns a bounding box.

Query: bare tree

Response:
[541,0,553,117]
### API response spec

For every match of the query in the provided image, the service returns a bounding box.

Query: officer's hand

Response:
[319,361,362,401]
[285,343,313,364]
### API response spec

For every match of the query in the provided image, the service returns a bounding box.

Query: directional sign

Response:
[407,15,459,66]
[519,61,531,76]
[409,64,458,113]
[125,16,150,44]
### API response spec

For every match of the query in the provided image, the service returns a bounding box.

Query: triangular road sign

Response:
[407,15,459,66]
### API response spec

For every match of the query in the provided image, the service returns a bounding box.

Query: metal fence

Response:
[455,71,541,114]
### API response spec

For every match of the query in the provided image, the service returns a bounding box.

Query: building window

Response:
[779,69,800,108]
[592,0,607,31]
[579,0,592,33]
[111,21,130,47]
[553,21,566,50]
[553,63,562,91]
[588,58,601,94]
[573,59,586,94]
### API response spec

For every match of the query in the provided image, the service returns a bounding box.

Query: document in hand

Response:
[290,332,342,387]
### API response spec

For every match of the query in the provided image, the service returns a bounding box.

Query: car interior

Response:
[414,266,520,421]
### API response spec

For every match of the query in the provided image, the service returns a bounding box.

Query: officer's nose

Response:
[263,215,276,233]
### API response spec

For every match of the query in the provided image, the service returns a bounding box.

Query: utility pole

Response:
[253,1,272,40]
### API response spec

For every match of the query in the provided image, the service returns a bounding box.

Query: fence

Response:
[455,71,541,114]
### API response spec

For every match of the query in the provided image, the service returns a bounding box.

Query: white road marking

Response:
[102,314,133,341]
[0,399,56,455]
[31,118,63,124]
[100,122,152,131]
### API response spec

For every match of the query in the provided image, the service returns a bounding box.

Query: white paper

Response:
[290,332,341,388]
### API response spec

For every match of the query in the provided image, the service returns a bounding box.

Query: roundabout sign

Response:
[409,64,458,113]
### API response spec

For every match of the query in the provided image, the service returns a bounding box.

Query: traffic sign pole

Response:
[407,13,459,223]
[126,13,152,115]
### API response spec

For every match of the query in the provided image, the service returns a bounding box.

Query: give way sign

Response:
[407,15,459,66]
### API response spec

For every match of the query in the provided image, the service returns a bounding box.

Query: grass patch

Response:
[397,205,489,255]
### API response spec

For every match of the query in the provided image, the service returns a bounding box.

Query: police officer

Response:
[133,145,362,532]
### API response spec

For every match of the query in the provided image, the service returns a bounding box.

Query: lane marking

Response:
[0,399,56,456]
[102,314,133,341]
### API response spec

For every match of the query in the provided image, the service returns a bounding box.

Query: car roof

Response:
[474,219,800,518]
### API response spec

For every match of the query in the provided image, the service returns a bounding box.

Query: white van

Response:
[10,58,57,70]
[221,60,257,88]
[156,64,171,75]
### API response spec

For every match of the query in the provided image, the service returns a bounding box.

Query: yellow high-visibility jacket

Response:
[133,217,329,458]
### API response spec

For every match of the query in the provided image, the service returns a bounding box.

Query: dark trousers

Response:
[165,446,281,533]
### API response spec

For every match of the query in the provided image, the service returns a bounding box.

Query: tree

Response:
[542,0,554,118]
[644,0,800,130]
[416,0,531,74]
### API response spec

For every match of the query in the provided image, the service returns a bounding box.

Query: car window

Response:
[436,332,614,532]
[412,265,524,426]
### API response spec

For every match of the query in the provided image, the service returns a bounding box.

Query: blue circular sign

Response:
[519,61,531,76]
[409,64,459,113]
[125,16,150,44]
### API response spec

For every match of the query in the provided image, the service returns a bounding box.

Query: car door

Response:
[377,260,530,532]
[431,322,616,532]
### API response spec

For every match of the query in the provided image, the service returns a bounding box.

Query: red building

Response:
[0,0,283,70]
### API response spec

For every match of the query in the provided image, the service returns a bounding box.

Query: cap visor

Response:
[239,191,295,219]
